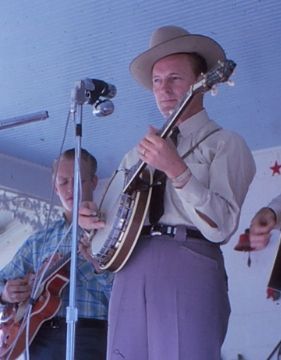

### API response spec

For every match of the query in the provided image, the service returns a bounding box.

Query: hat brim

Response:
[129,34,226,90]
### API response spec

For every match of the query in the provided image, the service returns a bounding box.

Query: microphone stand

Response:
[65,78,115,359]
[266,339,281,360]
[65,81,87,360]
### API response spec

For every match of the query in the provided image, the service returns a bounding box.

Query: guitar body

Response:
[0,263,69,360]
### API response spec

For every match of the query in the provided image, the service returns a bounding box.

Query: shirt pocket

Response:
[180,240,220,271]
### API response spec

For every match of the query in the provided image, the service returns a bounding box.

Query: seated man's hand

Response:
[78,201,105,231]
[1,274,34,304]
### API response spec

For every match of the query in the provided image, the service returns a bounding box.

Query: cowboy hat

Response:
[130,25,226,90]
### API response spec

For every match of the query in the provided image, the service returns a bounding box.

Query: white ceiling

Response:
[0,0,280,179]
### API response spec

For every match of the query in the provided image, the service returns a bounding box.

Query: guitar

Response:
[0,254,70,360]
[91,59,237,272]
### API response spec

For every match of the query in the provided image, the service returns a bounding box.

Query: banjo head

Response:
[91,170,126,255]
[91,168,152,271]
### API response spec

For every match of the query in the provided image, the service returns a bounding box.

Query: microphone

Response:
[83,78,116,117]
[92,99,114,117]
[0,111,49,130]
[70,78,116,116]
[83,78,117,104]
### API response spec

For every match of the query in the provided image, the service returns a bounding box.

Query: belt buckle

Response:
[150,225,162,236]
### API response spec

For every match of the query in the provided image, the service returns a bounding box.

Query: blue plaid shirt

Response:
[0,219,113,320]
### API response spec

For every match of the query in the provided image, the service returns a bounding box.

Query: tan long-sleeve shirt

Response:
[120,109,256,244]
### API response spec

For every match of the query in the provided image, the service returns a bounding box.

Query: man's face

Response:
[54,157,97,213]
[152,53,198,118]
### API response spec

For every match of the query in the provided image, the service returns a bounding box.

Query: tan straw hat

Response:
[130,25,226,90]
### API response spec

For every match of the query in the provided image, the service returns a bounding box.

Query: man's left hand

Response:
[138,126,187,179]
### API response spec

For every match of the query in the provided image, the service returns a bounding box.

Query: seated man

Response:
[0,148,113,360]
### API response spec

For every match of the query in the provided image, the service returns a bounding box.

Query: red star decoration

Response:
[270,161,281,175]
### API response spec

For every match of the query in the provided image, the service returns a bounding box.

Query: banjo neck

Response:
[123,79,200,194]
[123,59,236,194]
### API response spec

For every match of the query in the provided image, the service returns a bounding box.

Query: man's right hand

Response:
[78,201,105,231]
[249,207,277,250]
[1,276,33,304]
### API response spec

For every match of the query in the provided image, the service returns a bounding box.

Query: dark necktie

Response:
[149,127,179,225]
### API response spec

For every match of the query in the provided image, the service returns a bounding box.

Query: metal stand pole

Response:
[65,82,86,360]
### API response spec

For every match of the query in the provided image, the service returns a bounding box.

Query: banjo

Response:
[91,59,236,272]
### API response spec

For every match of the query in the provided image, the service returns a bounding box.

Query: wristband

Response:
[171,168,192,189]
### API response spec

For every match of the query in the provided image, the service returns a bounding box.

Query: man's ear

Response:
[92,175,98,190]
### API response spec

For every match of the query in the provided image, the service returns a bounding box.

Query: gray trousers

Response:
[29,320,107,360]
[107,227,230,360]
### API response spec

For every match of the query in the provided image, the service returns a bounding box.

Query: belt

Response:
[141,224,208,240]
[42,316,107,330]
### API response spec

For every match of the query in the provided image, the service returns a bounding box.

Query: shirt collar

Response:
[178,109,210,137]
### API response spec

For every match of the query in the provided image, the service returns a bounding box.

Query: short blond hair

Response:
[52,148,97,178]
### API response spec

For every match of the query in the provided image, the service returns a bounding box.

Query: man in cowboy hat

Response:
[81,25,256,360]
